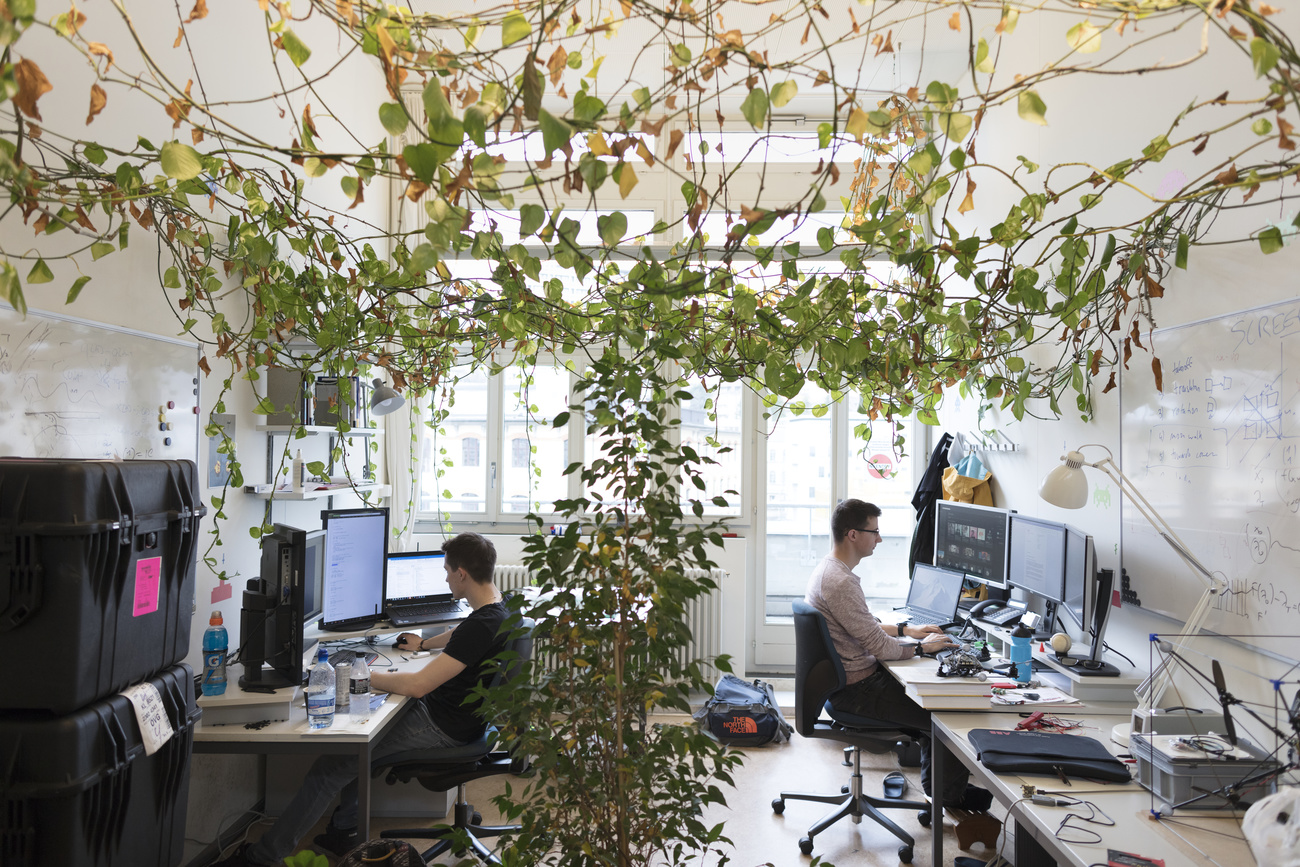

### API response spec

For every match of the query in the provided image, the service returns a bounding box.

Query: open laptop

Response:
[894,563,966,627]
[382,551,470,627]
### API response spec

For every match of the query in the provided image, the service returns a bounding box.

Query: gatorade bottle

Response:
[1010,622,1034,685]
[202,611,229,696]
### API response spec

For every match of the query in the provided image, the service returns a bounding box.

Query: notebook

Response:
[382,551,469,627]
[895,563,965,627]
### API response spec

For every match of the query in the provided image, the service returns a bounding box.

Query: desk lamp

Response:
[369,378,406,416]
[1039,444,1226,744]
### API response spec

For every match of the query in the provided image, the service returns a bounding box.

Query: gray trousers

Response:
[829,667,971,805]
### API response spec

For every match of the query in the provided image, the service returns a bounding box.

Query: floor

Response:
[222,712,1011,867]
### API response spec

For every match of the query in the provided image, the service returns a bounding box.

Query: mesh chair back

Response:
[790,600,848,737]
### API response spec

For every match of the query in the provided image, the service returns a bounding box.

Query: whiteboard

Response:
[0,304,200,464]
[1120,297,1300,657]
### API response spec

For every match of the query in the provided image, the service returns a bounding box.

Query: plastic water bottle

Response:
[1010,622,1034,685]
[307,646,335,729]
[350,654,371,725]
[201,611,228,696]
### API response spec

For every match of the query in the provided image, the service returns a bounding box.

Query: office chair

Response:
[771,601,931,862]
[378,619,534,865]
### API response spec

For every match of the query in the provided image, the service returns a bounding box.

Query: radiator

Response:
[494,565,725,677]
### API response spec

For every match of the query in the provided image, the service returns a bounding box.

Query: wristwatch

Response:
[896,620,908,636]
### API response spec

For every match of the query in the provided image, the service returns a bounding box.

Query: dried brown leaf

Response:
[185,0,209,22]
[1102,371,1117,394]
[948,11,961,30]
[1215,164,1239,185]
[13,58,52,120]
[174,27,184,48]
[1152,357,1163,392]
[86,83,106,125]
[667,128,684,160]
[87,42,115,71]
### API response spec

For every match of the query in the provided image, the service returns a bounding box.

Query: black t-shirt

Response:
[422,601,509,742]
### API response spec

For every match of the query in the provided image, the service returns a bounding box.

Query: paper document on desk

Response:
[990,686,1081,706]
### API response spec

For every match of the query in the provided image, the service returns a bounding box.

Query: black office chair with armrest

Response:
[377,619,534,865]
[771,601,931,862]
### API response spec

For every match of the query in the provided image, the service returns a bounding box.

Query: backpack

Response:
[693,674,793,746]
[336,840,424,867]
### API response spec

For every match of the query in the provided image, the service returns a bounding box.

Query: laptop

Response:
[895,563,966,627]
[382,551,470,627]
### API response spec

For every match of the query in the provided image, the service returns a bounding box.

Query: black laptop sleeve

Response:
[966,729,1132,783]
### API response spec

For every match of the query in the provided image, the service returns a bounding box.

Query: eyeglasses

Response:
[853,527,883,538]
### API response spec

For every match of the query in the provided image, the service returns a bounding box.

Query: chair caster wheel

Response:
[841,784,850,794]
[918,810,931,827]
[898,844,913,863]
[771,798,785,814]
[472,811,483,825]
[799,836,814,855]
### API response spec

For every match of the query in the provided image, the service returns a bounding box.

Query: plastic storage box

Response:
[0,458,205,713]
[0,663,200,867]
[1132,732,1280,812]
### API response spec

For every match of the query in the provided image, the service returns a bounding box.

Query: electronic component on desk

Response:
[982,604,1025,627]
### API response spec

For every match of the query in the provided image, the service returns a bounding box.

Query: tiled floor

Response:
[226,721,1009,867]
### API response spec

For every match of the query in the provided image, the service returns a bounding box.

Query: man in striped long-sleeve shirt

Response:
[805,498,993,812]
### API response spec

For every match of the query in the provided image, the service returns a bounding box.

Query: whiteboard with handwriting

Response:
[1121,297,1300,656]
[0,304,200,464]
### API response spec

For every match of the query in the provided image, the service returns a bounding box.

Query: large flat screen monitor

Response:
[302,528,326,628]
[239,522,318,690]
[933,501,1011,590]
[1007,513,1068,603]
[321,507,389,631]
[1062,523,1090,627]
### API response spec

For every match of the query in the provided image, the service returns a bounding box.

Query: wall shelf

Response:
[256,424,381,437]
[253,484,391,501]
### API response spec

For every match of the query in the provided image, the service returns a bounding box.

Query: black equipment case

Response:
[0,662,200,867]
[0,458,205,713]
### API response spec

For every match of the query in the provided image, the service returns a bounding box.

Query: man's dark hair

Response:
[441,532,497,584]
[831,499,882,543]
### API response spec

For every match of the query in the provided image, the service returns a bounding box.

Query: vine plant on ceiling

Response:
[2,0,1298,562]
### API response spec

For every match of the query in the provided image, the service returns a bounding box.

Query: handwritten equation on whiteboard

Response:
[0,306,199,463]
[1121,297,1300,656]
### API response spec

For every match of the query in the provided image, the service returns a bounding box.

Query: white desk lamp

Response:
[1039,444,1226,743]
[369,378,406,416]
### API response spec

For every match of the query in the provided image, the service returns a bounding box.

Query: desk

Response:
[930,712,1254,867]
[194,640,434,841]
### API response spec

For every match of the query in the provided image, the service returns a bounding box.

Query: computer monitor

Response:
[302,528,326,628]
[933,501,1011,590]
[239,523,317,690]
[320,507,389,631]
[1007,513,1068,603]
[1062,523,1089,626]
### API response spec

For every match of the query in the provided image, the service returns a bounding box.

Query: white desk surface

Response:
[933,712,1254,867]
[883,655,1138,716]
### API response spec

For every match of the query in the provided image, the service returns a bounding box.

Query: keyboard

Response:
[900,610,957,628]
[983,606,1023,627]
[328,650,379,667]
[386,599,466,625]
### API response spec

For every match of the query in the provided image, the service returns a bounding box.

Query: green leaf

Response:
[974,38,994,74]
[1252,117,1273,136]
[501,10,532,46]
[538,109,575,157]
[379,102,408,136]
[340,176,359,200]
[1066,21,1103,54]
[523,65,544,121]
[817,122,832,150]
[632,86,652,113]
[519,203,545,238]
[163,266,181,288]
[1016,155,1039,173]
[817,226,834,253]
[1259,226,1284,254]
[1175,233,1190,270]
[1017,91,1048,126]
[0,262,25,315]
[939,112,971,142]
[597,211,627,247]
[160,141,204,180]
[90,242,115,261]
[66,275,90,304]
[402,143,441,183]
[280,28,312,67]
[1252,37,1281,78]
[740,88,768,128]
[464,105,488,147]
[26,259,53,284]
[906,150,934,177]
[84,143,107,165]
[770,80,798,108]
[671,44,691,66]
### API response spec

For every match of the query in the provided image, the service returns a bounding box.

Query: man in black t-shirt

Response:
[217,533,508,867]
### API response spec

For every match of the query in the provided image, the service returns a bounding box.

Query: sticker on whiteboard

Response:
[133,556,162,616]
[121,681,175,756]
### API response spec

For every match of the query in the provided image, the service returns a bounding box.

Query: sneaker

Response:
[945,784,994,812]
[312,822,360,856]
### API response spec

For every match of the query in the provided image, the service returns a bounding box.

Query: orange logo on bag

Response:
[723,717,758,735]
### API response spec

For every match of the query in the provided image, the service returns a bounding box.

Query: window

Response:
[419,369,488,514]
[462,437,480,467]
[846,406,917,606]
[501,366,571,514]
[511,438,529,469]
[678,378,743,516]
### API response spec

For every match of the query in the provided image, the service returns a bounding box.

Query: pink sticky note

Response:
[133,557,162,616]
[211,582,233,604]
